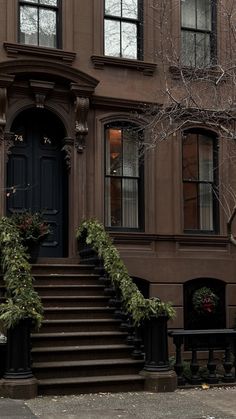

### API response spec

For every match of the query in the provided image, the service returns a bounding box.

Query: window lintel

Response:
[91,55,156,76]
[4,42,76,64]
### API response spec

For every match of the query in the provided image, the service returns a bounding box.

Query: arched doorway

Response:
[7,108,68,258]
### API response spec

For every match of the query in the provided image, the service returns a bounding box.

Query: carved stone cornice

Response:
[70,82,95,98]
[62,137,74,170]
[0,59,99,93]
[0,74,15,88]
[29,80,55,108]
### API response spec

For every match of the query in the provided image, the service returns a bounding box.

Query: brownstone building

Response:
[0,0,236,336]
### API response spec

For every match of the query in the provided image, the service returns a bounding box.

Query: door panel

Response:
[7,109,67,258]
[40,157,57,210]
[8,155,29,211]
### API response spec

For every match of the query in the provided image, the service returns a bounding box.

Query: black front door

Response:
[7,109,67,257]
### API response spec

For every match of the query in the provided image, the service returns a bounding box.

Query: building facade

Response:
[0,0,236,330]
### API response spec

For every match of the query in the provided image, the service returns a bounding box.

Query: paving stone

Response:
[0,398,36,419]
[1,388,236,418]
[21,388,236,419]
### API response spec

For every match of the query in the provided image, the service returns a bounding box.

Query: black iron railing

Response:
[79,244,171,362]
[169,329,236,386]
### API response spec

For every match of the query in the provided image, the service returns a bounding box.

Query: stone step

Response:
[40,295,110,307]
[28,260,144,395]
[32,263,95,275]
[35,284,106,296]
[33,273,102,286]
[37,374,145,396]
[40,318,122,333]
[43,306,116,320]
[31,331,129,347]
[33,358,144,380]
[31,344,133,362]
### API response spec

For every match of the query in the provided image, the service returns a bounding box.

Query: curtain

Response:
[199,135,213,230]
[123,179,138,228]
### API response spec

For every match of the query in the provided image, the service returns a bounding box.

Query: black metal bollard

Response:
[172,334,186,386]
[4,318,33,380]
[0,340,7,378]
[143,315,170,372]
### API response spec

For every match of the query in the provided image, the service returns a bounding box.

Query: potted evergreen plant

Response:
[11,211,50,262]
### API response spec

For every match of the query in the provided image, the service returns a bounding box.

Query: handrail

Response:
[76,219,175,325]
[169,328,236,337]
[169,328,236,386]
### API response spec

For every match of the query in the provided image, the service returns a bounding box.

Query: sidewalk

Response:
[1,387,236,419]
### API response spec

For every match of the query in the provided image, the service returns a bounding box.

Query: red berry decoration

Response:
[192,287,219,315]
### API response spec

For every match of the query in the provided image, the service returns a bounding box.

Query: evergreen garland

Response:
[77,219,175,325]
[0,217,43,329]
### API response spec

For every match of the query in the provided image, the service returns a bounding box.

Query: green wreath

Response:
[192,287,219,315]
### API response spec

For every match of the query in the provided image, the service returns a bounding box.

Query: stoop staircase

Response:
[30,261,145,395]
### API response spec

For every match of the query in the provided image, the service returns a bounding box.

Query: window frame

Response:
[182,129,219,234]
[181,0,217,67]
[104,0,143,60]
[18,0,62,49]
[104,122,144,231]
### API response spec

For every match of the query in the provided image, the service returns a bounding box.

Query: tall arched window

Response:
[104,123,143,229]
[182,130,218,232]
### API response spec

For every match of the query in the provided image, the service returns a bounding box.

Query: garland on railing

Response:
[76,219,176,325]
[0,217,43,329]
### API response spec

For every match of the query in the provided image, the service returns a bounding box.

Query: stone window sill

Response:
[91,55,156,76]
[169,65,225,82]
[4,42,76,64]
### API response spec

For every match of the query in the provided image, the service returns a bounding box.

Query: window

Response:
[182,131,218,232]
[104,0,142,59]
[105,123,143,229]
[181,0,216,67]
[19,0,60,48]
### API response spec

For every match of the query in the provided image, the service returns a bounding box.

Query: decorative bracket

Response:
[0,74,15,143]
[0,87,7,142]
[3,131,15,162]
[70,83,92,153]
[74,96,89,152]
[29,80,55,108]
[62,137,74,170]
